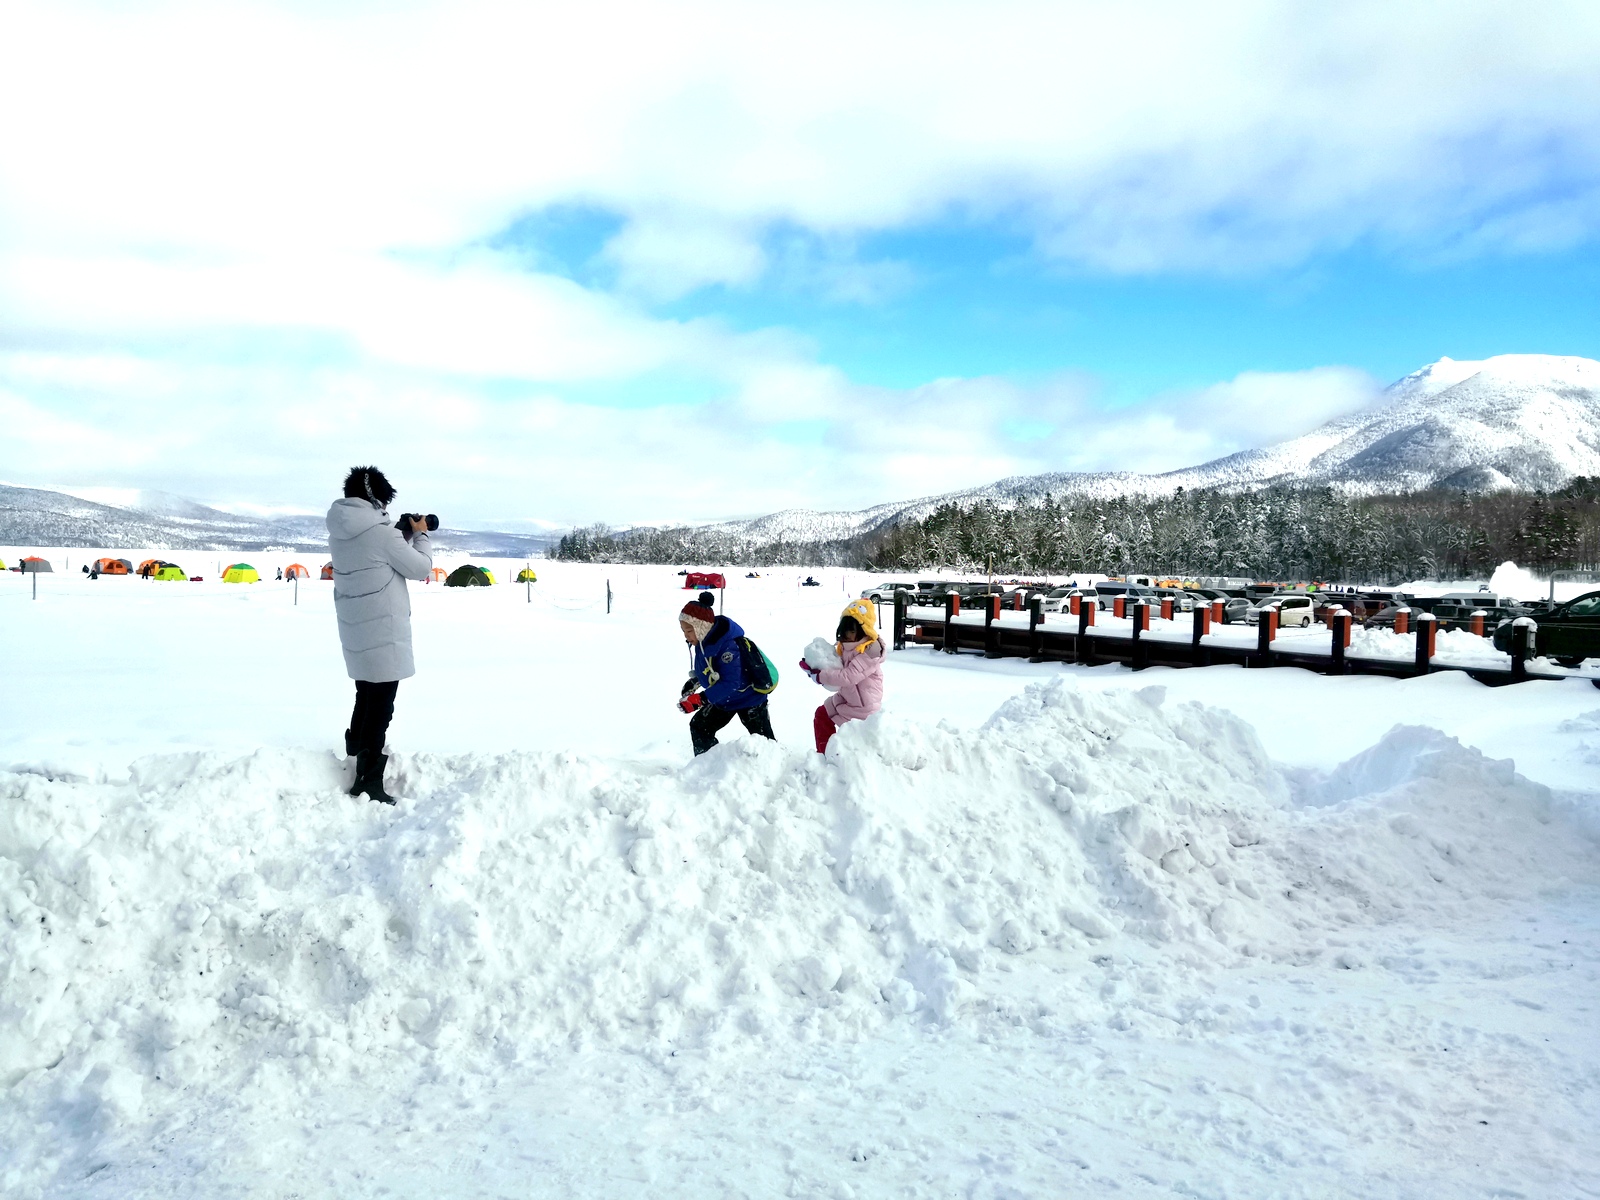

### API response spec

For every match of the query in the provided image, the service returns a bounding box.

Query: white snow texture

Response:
[3,677,1594,1193]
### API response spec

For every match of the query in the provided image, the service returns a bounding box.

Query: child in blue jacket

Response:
[678,592,776,755]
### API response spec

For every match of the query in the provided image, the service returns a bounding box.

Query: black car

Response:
[1491,589,1600,666]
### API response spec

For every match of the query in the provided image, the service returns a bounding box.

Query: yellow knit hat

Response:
[836,598,880,654]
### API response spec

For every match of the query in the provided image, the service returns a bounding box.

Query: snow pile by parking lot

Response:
[3,678,1594,1189]
[1346,622,1510,666]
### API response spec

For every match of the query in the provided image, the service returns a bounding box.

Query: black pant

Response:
[349,680,399,757]
[690,700,775,756]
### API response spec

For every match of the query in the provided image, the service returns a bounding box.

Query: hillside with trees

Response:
[555,480,1600,583]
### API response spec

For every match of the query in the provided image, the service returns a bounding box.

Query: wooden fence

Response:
[889,591,1565,687]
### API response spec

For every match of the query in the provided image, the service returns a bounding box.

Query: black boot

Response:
[349,751,394,805]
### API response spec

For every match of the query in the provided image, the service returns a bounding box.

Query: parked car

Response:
[1095,582,1158,611]
[911,580,959,602]
[1247,593,1317,628]
[1040,585,1100,613]
[860,582,916,601]
[1427,593,1529,630]
[1362,602,1419,629]
[1491,589,1600,666]
[1152,586,1198,613]
[1218,596,1252,624]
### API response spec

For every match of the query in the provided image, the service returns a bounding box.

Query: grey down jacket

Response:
[327,498,434,682]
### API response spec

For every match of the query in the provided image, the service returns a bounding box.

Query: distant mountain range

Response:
[8,354,1595,555]
[0,484,554,557]
[702,354,1600,544]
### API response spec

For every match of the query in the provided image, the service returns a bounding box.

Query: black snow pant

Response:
[348,680,399,757]
[690,700,775,756]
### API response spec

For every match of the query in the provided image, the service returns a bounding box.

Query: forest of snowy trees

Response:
[555,480,1600,583]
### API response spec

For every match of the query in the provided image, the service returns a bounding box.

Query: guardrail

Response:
[888,591,1566,687]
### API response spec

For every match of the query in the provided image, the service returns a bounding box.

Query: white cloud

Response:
[3,0,1597,273]
[602,214,767,300]
[0,0,1593,524]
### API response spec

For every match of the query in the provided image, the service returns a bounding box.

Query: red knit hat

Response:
[679,592,715,639]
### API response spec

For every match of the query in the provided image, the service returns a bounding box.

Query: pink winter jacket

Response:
[819,638,885,723]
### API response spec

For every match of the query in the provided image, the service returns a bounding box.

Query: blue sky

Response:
[508,208,1600,401]
[3,1,1599,528]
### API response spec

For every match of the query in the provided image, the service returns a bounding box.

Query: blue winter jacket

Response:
[693,616,765,710]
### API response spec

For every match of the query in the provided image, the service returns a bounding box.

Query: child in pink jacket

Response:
[801,598,886,753]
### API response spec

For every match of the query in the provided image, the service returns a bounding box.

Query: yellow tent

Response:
[482,569,497,584]
[154,564,187,581]
[517,568,538,582]
[222,563,260,583]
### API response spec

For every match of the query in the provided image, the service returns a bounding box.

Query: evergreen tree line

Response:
[555,480,1600,584]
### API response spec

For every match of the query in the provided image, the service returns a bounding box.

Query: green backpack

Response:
[737,637,780,695]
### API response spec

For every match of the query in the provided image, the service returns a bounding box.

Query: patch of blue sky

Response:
[485,204,622,284]
[488,206,1600,401]
[652,223,1600,397]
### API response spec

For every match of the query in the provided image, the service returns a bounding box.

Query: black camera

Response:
[396,513,439,539]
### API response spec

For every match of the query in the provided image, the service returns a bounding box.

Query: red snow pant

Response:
[814,705,837,754]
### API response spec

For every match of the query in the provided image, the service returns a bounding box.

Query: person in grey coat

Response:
[327,465,434,804]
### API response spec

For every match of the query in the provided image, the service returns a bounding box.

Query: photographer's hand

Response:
[410,515,430,535]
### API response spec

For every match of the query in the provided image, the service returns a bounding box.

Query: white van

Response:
[1246,593,1317,628]
[1040,585,1099,613]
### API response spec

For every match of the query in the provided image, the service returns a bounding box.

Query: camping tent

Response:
[20,556,53,573]
[153,564,187,581]
[137,559,163,577]
[429,567,446,582]
[321,563,334,580]
[684,571,726,590]
[94,558,132,575]
[284,563,310,580]
[445,564,493,587]
[222,563,260,583]
[517,568,538,582]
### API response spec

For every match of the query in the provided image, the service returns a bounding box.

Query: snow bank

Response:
[3,680,1594,1191]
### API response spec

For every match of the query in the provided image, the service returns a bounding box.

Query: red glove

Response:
[799,659,821,681]
[678,691,705,714]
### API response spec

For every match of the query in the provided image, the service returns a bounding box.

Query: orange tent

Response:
[285,563,310,579]
[137,559,162,577]
[94,558,132,575]
[320,562,334,580]
[429,567,446,582]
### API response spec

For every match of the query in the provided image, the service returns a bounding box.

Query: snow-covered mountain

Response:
[704,354,1600,542]
[0,484,555,556]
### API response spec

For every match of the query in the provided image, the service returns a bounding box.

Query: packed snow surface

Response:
[2,559,1599,1196]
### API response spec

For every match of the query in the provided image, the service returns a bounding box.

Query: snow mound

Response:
[3,680,1594,1189]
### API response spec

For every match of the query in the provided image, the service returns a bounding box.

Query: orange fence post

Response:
[1160,598,1173,621]
[1469,609,1485,637]
[1393,606,1409,635]
[1114,596,1126,619]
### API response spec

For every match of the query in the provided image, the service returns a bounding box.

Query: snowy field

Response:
[3,554,1600,1197]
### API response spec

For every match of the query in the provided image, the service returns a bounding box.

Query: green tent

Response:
[445,564,493,587]
[516,568,538,583]
[153,564,187,581]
